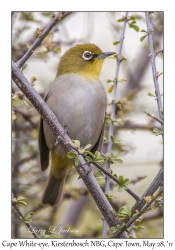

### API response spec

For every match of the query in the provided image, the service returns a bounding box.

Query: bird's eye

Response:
[82,51,93,61]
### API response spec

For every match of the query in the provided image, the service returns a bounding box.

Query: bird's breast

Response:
[43,74,107,155]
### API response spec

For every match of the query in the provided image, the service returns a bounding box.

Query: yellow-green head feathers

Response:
[56,43,115,79]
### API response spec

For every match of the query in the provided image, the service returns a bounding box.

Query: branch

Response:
[110,166,163,238]
[143,111,163,124]
[110,187,163,238]
[115,121,161,131]
[123,12,163,97]
[17,12,72,68]
[145,12,163,130]
[102,12,129,238]
[91,161,140,201]
[130,167,163,214]
[12,61,128,239]
[12,201,39,238]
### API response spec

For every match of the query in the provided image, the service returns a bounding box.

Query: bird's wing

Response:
[91,115,106,154]
[38,92,50,171]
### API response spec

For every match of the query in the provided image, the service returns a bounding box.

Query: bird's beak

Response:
[97,52,116,59]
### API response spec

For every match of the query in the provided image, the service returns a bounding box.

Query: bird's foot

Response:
[54,125,70,147]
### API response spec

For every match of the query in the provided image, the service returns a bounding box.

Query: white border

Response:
[1,0,175,248]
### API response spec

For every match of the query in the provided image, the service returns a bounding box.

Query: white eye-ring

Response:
[82,51,93,61]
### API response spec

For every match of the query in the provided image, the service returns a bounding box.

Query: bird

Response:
[38,43,115,206]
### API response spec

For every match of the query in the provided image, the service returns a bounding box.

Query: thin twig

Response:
[130,167,163,215]
[12,61,128,239]
[155,49,163,57]
[12,201,39,238]
[110,187,163,238]
[17,12,72,68]
[111,166,163,238]
[76,149,140,201]
[144,111,163,124]
[145,12,163,131]
[92,161,140,201]
[114,122,161,131]
[102,12,128,238]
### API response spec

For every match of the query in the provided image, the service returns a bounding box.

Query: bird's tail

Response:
[42,172,67,206]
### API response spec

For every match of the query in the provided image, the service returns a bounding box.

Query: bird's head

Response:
[56,43,115,79]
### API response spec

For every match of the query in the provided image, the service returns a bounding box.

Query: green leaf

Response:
[121,56,127,61]
[116,104,122,109]
[108,84,114,93]
[117,18,125,22]
[17,201,27,206]
[86,151,94,158]
[113,120,123,126]
[115,158,123,164]
[111,226,120,234]
[67,152,77,159]
[21,63,28,71]
[26,43,30,48]
[103,136,108,143]
[72,140,80,148]
[153,128,163,136]
[41,232,56,238]
[148,92,156,97]
[36,27,42,36]
[110,135,114,142]
[140,29,147,33]
[113,54,118,59]
[123,178,130,185]
[106,115,112,124]
[140,35,147,42]
[117,205,131,218]
[96,170,105,178]
[86,156,93,162]
[129,16,136,20]
[84,144,92,150]
[107,79,113,83]
[78,148,85,154]
[117,176,129,190]
[93,151,104,164]
[114,139,121,144]
[105,193,116,200]
[74,157,79,166]
[94,158,105,164]
[113,41,120,45]
[133,225,145,231]
[14,196,27,206]
[118,175,124,184]
[111,222,125,234]
[17,196,26,201]
[94,151,101,158]
[118,78,127,83]
[12,98,19,107]
[129,24,139,32]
